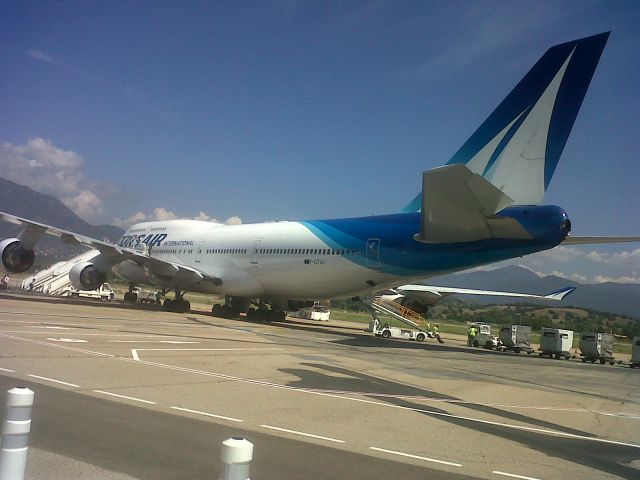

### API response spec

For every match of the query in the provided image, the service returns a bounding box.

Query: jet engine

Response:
[69,262,107,291]
[0,238,35,273]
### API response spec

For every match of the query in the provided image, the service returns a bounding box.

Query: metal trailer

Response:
[539,328,574,359]
[631,336,640,369]
[499,325,534,354]
[579,333,615,365]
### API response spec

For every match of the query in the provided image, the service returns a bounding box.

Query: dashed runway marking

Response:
[93,390,156,405]
[28,374,80,388]
[493,471,541,480]
[171,406,243,423]
[3,333,639,450]
[261,424,345,443]
[370,447,462,467]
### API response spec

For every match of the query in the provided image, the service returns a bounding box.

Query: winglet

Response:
[543,286,576,301]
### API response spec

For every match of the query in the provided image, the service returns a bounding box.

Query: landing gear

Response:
[211,296,285,321]
[163,289,190,313]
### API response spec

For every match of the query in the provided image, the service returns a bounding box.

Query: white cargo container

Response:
[631,337,640,369]
[579,333,615,365]
[539,328,573,359]
[499,325,533,354]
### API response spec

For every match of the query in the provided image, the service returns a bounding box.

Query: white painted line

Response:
[93,390,156,405]
[493,471,541,480]
[130,347,282,362]
[28,374,80,388]
[0,367,16,373]
[109,340,200,344]
[370,447,462,467]
[261,424,345,443]
[46,338,87,343]
[3,333,640,450]
[171,406,243,423]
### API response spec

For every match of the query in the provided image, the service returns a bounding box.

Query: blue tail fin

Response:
[403,32,609,212]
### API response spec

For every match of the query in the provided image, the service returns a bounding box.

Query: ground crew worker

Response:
[467,325,475,346]
[468,325,478,346]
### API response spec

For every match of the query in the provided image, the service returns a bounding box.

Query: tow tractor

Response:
[471,322,501,349]
[366,318,430,342]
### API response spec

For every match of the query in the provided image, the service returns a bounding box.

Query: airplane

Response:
[1,32,638,320]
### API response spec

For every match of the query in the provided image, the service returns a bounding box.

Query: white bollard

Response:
[220,436,253,480]
[0,388,34,480]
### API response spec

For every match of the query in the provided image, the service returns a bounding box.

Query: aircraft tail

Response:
[404,32,609,212]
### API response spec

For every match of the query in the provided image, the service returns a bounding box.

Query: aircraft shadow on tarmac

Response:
[281,363,640,479]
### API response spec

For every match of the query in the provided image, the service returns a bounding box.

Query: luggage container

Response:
[631,336,640,369]
[499,325,533,354]
[539,328,574,359]
[579,333,615,365]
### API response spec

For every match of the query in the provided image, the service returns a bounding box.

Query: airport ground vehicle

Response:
[471,322,501,349]
[630,337,640,369]
[293,302,330,321]
[366,318,429,342]
[500,325,534,354]
[539,328,574,359]
[580,333,615,365]
[61,283,115,302]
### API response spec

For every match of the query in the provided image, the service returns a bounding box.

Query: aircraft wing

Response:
[562,236,640,245]
[389,284,576,307]
[0,211,221,286]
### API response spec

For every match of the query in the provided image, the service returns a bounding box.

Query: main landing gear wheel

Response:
[163,290,190,313]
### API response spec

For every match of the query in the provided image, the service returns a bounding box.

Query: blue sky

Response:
[1,1,639,284]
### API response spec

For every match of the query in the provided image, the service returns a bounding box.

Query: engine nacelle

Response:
[69,262,107,291]
[0,238,35,273]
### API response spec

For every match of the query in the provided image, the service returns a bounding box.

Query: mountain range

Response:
[0,178,123,260]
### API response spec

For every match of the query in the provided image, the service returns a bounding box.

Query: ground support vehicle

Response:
[539,328,574,359]
[293,303,330,321]
[366,318,430,342]
[630,337,640,369]
[580,333,615,365]
[138,290,160,305]
[61,283,115,302]
[499,325,534,354]
[471,322,501,349]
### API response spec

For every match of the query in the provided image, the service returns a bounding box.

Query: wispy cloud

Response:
[27,49,60,65]
[113,209,243,229]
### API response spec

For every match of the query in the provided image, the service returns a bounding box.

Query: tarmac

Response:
[0,293,638,479]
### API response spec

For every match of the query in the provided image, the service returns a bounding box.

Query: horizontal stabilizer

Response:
[562,236,640,245]
[414,164,531,243]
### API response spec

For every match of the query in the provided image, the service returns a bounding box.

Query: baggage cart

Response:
[499,325,533,354]
[580,333,615,365]
[631,336,640,369]
[539,328,573,359]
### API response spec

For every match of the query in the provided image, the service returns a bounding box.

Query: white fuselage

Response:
[112,219,400,300]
